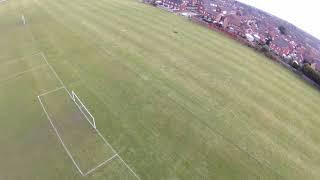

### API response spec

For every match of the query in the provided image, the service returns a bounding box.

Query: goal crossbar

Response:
[71,91,96,129]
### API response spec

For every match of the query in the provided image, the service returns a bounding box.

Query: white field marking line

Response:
[72,93,141,179]
[71,90,96,129]
[75,90,141,179]
[0,0,7,3]
[117,154,141,180]
[95,128,141,180]
[0,64,48,84]
[0,52,42,67]
[37,79,80,97]
[38,88,120,176]
[39,52,141,179]
[68,90,117,154]
[83,153,118,176]
[73,99,96,129]
[67,90,120,176]
[38,88,117,177]
[37,95,84,176]
[95,129,118,158]
[39,52,71,97]
[26,18,118,176]
[38,79,82,97]
[38,86,65,97]
[21,14,26,25]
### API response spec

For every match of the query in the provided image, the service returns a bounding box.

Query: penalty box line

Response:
[70,90,141,179]
[37,87,133,178]
[84,153,118,176]
[37,87,141,178]
[37,95,84,176]
[39,52,70,97]
[38,52,141,179]
[38,93,119,176]
[38,86,66,97]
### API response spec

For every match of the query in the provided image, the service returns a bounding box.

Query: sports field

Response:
[1,0,320,179]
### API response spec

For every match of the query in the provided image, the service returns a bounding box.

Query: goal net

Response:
[71,91,96,129]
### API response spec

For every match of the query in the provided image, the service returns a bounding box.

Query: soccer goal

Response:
[71,91,96,129]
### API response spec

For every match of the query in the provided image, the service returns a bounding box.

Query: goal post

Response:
[21,14,26,25]
[71,91,96,129]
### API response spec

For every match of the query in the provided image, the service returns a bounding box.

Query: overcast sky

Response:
[237,0,320,39]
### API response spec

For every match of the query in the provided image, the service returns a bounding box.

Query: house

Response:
[161,0,191,11]
[199,0,221,19]
[245,34,254,42]
[270,37,291,56]
[223,14,241,29]
[185,0,200,12]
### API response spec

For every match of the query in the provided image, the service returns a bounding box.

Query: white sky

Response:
[237,0,320,39]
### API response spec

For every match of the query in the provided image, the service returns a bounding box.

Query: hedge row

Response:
[301,64,320,86]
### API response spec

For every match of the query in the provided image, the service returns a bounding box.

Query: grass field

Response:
[1,0,320,179]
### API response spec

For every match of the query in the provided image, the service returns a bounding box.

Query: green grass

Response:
[0,0,320,179]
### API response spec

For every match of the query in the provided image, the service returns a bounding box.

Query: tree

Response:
[278,25,286,35]
[265,35,272,46]
[261,44,270,53]
[302,63,320,85]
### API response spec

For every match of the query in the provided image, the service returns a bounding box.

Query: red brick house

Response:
[162,0,190,11]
